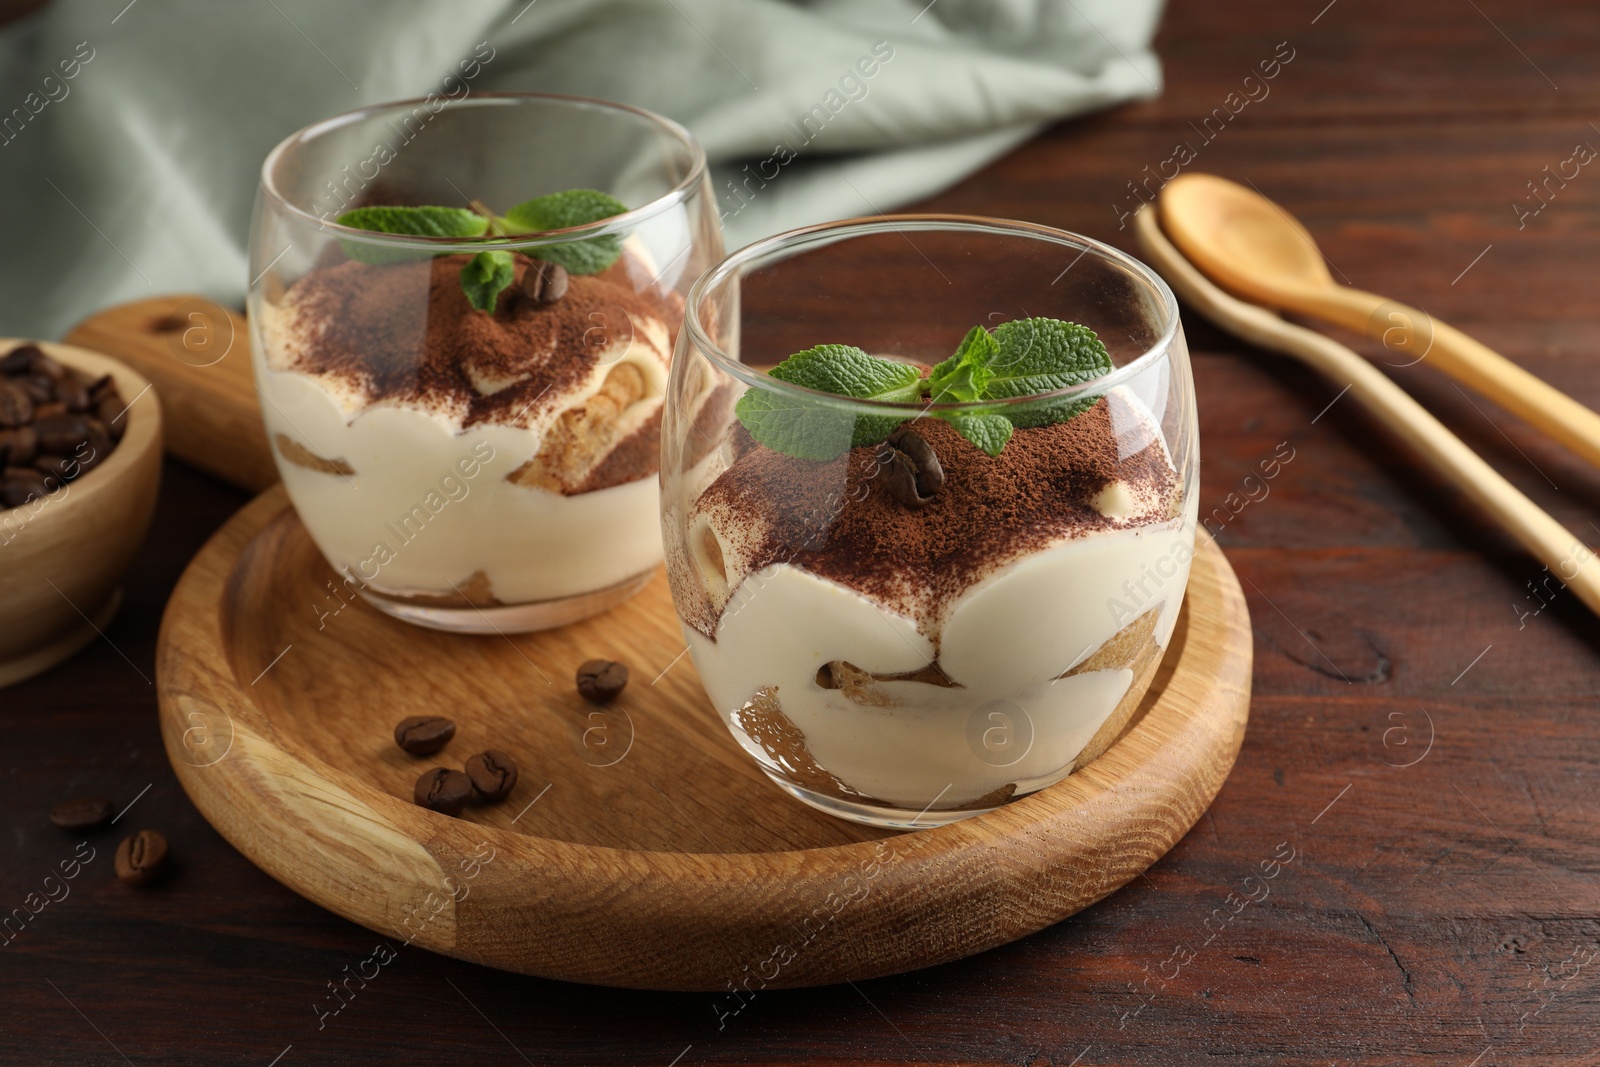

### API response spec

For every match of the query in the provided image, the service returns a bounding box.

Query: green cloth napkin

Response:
[0,0,1163,338]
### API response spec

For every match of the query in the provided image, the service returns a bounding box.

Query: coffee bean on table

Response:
[413,768,473,816]
[394,715,456,755]
[464,750,518,803]
[49,797,114,831]
[115,830,168,885]
[576,659,628,703]
[523,259,569,305]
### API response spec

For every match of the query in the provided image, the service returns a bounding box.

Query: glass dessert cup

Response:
[248,93,723,633]
[662,216,1198,828]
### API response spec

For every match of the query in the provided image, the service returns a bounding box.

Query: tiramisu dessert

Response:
[254,191,680,628]
[666,318,1197,822]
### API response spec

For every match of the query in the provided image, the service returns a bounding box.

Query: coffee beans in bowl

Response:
[0,338,160,692]
[0,343,126,510]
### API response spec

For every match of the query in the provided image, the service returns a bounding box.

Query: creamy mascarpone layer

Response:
[687,519,1196,809]
[254,298,668,604]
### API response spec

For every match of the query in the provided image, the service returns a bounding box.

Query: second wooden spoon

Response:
[1159,172,1600,471]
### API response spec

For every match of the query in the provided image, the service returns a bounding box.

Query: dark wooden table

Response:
[7,1,1599,1063]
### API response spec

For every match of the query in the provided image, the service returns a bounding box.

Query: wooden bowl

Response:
[0,339,163,687]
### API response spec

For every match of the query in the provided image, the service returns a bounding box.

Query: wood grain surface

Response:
[157,488,1248,989]
[6,0,1600,1062]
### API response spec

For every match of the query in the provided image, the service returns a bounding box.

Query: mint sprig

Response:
[333,190,628,312]
[734,317,1113,460]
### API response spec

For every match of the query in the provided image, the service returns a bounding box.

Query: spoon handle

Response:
[1134,207,1600,618]
[1309,285,1600,471]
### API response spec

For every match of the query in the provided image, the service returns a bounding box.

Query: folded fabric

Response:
[0,0,1163,338]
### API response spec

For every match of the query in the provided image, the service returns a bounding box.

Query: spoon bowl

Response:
[1159,174,1335,303]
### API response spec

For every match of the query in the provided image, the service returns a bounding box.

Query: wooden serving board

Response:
[158,487,1251,990]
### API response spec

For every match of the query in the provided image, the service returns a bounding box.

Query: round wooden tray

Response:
[158,487,1251,990]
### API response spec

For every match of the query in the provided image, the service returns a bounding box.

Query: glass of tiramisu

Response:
[249,94,721,631]
[662,217,1197,827]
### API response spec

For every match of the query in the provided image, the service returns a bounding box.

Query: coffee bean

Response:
[32,400,66,420]
[49,797,114,831]
[522,259,569,305]
[576,659,628,703]
[0,427,32,466]
[55,374,91,413]
[77,423,112,474]
[32,351,66,381]
[34,415,91,454]
[394,715,456,755]
[33,454,78,481]
[0,381,32,428]
[15,375,53,403]
[878,425,944,509]
[464,750,518,802]
[0,345,38,375]
[97,396,127,440]
[3,466,51,504]
[413,768,473,816]
[114,830,168,885]
[86,373,115,403]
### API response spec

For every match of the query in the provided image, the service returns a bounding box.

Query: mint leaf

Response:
[945,413,1013,457]
[985,317,1113,428]
[768,345,924,401]
[928,325,996,404]
[503,189,629,275]
[460,250,515,313]
[736,345,924,461]
[734,390,856,462]
[335,206,487,265]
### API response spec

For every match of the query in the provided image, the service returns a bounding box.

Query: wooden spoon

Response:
[1159,173,1600,470]
[1133,204,1600,618]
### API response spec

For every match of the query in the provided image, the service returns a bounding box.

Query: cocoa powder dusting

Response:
[698,397,1177,626]
[278,253,671,429]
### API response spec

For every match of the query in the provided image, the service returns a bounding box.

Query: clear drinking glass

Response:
[249,93,721,632]
[662,216,1197,828]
